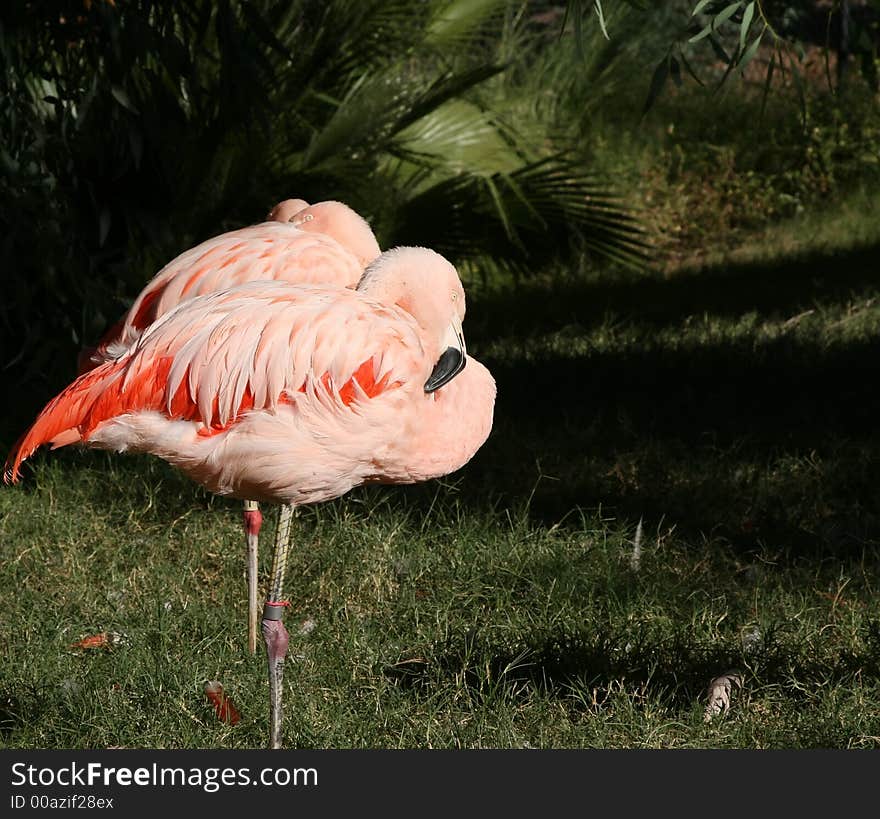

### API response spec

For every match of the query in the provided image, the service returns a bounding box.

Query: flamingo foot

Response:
[262,612,289,749]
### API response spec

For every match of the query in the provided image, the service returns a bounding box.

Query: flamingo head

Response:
[357,246,467,393]
[266,198,311,223]
[289,200,381,269]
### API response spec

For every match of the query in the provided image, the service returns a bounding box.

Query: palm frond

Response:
[425,0,513,48]
[392,64,506,134]
[388,156,649,273]
[1,0,652,385]
[296,61,505,171]
[384,99,521,188]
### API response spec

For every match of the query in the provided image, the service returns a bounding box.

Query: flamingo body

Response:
[7,251,495,507]
[75,197,381,657]
[5,245,494,748]
[84,203,380,371]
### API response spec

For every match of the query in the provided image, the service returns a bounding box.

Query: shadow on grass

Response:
[468,239,880,337]
[458,242,880,553]
[0,692,23,737]
[4,238,879,559]
[385,619,880,717]
[456,311,879,555]
[7,323,880,559]
[486,335,880,440]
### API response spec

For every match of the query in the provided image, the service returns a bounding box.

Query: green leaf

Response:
[759,50,776,120]
[688,23,713,44]
[572,0,586,60]
[393,64,505,135]
[642,56,669,117]
[111,86,139,115]
[689,2,742,43]
[670,56,682,88]
[740,1,755,51]
[426,0,509,47]
[484,175,519,246]
[98,208,111,248]
[737,28,764,74]
[707,34,731,64]
[240,1,293,62]
[713,2,743,29]
[594,1,610,41]
[715,42,740,89]
[679,50,705,86]
[390,156,648,272]
[389,99,521,186]
[692,0,714,15]
[787,51,807,126]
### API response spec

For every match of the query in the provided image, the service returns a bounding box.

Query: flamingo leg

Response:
[263,502,294,749]
[242,500,262,655]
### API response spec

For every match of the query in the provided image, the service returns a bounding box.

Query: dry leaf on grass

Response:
[204,680,241,726]
[69,632,128,650]
[704,670,744,722]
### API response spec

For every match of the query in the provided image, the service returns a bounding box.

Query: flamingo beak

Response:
[424,316,466,393]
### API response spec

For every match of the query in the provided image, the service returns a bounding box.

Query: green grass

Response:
[3,3,879,751]
[3,189,880,749]
[1,456,879,749]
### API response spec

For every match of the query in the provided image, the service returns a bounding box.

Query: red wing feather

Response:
[5,284,417,482]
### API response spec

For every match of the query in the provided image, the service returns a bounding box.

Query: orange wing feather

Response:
[5,283,418,482]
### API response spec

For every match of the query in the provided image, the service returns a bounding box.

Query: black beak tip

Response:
[424,346,466,393]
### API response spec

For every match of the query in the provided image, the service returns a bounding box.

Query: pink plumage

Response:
[6,244,494,748]
[6,247,495,506]
[81,200,381,372]
[73,197,382,662]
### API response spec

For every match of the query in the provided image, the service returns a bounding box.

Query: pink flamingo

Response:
[79,199,382,654]
[5,246,496,748]
[81,199,380,371]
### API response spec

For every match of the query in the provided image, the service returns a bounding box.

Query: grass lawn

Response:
[2,184,879,749]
